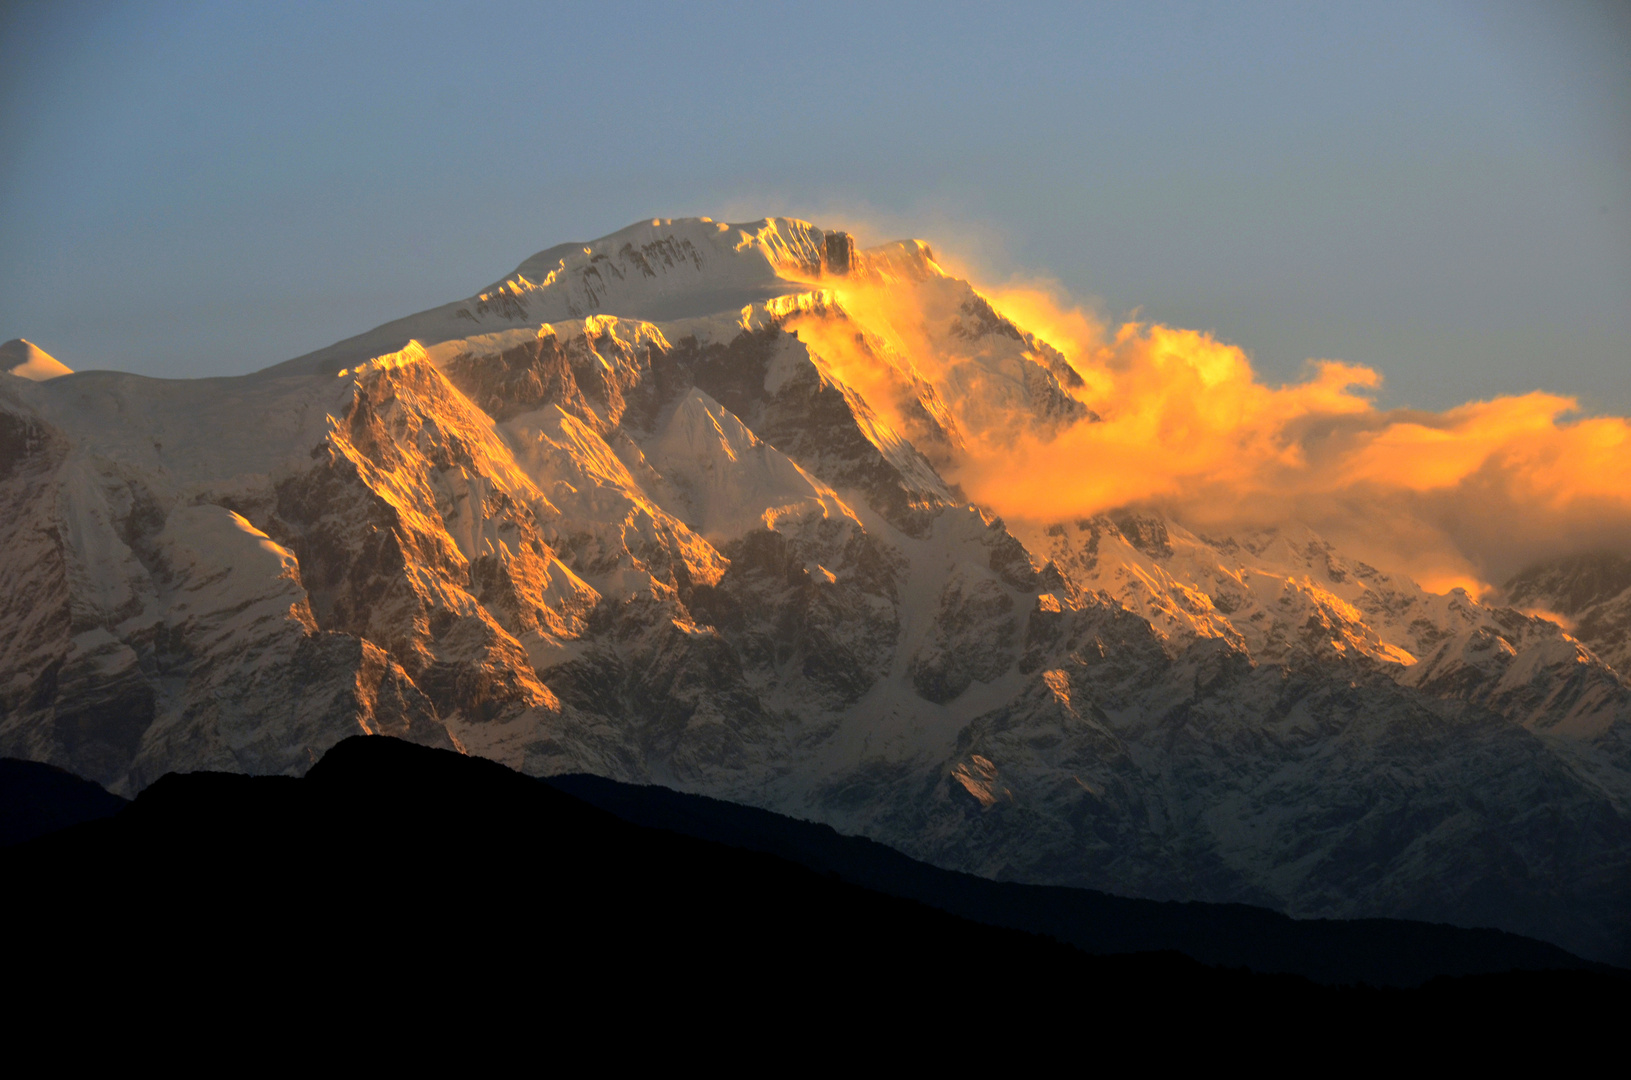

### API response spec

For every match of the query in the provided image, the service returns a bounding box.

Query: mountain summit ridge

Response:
[272,217,860,377]
[2,216,1627,965]
[0,338,71,382]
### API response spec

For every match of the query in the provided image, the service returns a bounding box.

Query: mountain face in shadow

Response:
[4,735,1623,1043]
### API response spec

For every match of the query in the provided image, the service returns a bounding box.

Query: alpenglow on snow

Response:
[2,217,1628,966]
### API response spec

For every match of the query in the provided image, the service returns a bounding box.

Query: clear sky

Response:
[2,0,1626,413]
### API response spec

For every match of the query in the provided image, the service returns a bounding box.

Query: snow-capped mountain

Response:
[3,217,1627,964]
[1,339,72,382]
[1504,553,1631,675]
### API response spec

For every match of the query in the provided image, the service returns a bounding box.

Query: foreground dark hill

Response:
[3,744,1598,988]
[0,757,126,846]
[4,736,1624,1042]
[548,773,1603,989]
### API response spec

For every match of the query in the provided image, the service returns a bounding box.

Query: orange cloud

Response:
[886,277,1630,593]
[759,218,1628,593]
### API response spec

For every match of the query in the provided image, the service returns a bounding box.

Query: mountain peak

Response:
[271,216,929,377]
[1,338,72,381]
[11,214,1630,970]
[484,216,920,316]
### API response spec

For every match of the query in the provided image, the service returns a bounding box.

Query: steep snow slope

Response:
[2,217,1628,965]
[645,388,861,544]
[272,218,840,376]
[1506,553,1631,675]
[1,339,72,381]
[0,363,467,790]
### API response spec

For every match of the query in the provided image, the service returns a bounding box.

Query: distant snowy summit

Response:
[272,217,932,377]
[2,216,1628,968]
[1,339,71,381]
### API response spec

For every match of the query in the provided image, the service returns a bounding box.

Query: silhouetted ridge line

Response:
[545,772,1612,988]
[0,757,128,846]
[3,736,1625,1044]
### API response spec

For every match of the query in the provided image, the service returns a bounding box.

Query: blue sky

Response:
[2,0,1626,412]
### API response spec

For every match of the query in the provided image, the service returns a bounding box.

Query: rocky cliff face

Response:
[3,216,1627,964]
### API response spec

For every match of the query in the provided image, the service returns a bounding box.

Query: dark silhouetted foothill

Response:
[0,757,128,846]
[547,772,1611,990]
[3,736,1626,1049]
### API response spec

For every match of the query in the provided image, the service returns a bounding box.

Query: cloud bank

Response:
[811,254,1631,595]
